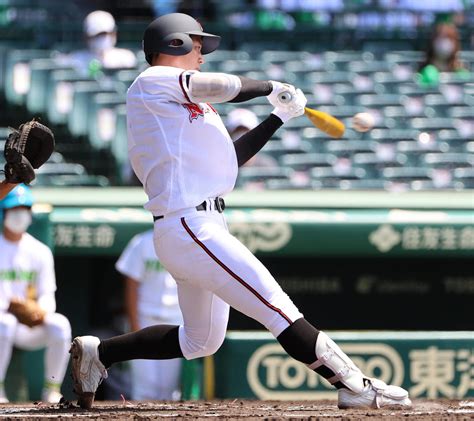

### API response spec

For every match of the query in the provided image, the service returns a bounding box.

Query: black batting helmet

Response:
[143,13,220,64]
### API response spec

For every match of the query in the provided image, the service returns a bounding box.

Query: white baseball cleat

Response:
[338,378,412,409]
[70,336,108,409]
[42,388,63,404]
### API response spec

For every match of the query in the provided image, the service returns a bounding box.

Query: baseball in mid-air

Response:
[352,112,375,132]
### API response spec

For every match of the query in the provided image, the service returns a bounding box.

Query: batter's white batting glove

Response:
[268,81,307,123]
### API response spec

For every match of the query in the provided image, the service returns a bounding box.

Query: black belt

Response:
[153,197,225,221]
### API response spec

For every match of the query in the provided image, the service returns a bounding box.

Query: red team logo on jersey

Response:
[182,103,218,123]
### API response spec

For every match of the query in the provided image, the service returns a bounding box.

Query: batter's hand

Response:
[268,82,307,123]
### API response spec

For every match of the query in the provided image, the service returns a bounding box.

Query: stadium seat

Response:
[397,83,440,96]
[265,178,310,190]
[352,152,407,178]
[323,51,374,71]
[383,106,412,129]
[356,93,402,108]
[280,153,336,171]
[26,59,76,115]
[67,81,118,137]
[423,153,474,169]
[236,167,294,189]
[34,174,110,187]
[374,73,411,95]
[324,140,375,157]
[384,51,424,68]
[453,168,474,188]
[410,118,456,132]
[261,139,312,160]
[434,129,469,150]
[261,50,314,64]
[4,49,52,105]
[46,70,92,125]
[310,167,366,188]
[36,162,86,176]
[113,69,139,91]
[220,60,265,75]
[305,71,353,85]
[382,167,432,186]
[465,141,474,154]
[109,104,129,184]
[284,57,325,76]
[349,61,391,75]
[337,178,387,190]
[88,92,126,150]
[397,140,449,166]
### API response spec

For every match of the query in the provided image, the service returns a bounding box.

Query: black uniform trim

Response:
[181,217,294,325]
[233,114,283,167]
[229,76,273,103]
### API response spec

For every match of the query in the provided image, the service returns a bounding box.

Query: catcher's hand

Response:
[4,118,55,184]
[8,298,46,327]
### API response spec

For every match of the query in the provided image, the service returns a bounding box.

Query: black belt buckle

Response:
[215,197,225,213]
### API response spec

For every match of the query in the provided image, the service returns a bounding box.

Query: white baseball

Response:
[352,112,375,132]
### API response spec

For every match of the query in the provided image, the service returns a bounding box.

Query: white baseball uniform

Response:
[0,233,71,396]
[127,66,303,360]
[116,230,182,400]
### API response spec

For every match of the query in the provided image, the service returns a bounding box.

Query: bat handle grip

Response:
[277,91,293,104]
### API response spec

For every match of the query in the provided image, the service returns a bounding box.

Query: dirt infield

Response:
[0,399,473,420]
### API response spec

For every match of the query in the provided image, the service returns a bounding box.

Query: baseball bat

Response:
[304,107,345,139]
[277,91,345,139]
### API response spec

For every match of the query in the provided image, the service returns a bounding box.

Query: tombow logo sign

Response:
[246,343,404,400]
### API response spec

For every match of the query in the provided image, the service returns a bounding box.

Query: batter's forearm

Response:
[233,114,283,166]
[228,76,273,103]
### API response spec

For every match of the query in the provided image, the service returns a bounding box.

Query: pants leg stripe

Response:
[181,217,293,325]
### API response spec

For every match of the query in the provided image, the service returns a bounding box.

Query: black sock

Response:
[98,324,183,367]
[278,318,346,389]
[277,318,320,364]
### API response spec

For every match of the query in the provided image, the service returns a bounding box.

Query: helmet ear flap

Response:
[160,33,193,56]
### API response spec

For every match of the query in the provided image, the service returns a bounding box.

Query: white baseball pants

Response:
[153,203,303,360]
[0,312,71,385]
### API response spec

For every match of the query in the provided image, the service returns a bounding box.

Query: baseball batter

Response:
[0,185,71,403]
[116,230,182,400]
[71,13,411,410]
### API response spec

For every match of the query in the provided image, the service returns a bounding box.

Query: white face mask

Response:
[433,37,455,59]
[4,209,32,234]
[89,33,116,53]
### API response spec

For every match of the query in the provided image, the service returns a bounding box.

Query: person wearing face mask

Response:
[418,22,469,87]
[0,184,71,404]
[65,10,137,78]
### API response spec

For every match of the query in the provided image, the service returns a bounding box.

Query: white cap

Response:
[226,108,259,132]
[84,10,116,37]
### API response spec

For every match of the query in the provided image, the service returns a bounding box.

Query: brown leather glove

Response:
[8,298,46,327]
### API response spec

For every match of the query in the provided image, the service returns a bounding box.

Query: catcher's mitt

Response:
[4,118,55,184]
[8,298,46,327]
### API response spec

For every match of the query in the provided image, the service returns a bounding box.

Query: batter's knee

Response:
[43,313,72,341]
[181,326,226,360]
[0,312,18,338]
